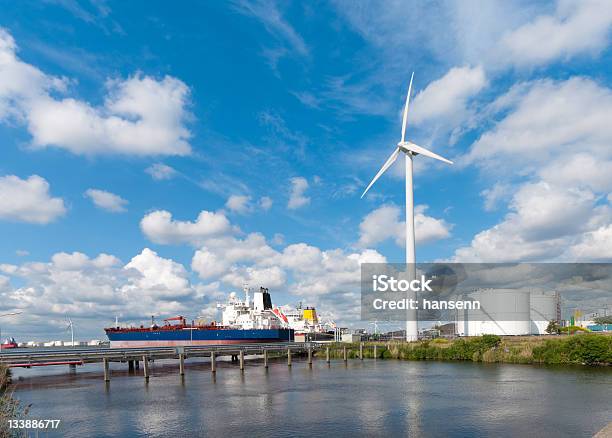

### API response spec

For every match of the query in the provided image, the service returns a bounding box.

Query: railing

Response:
[0,342,319,367]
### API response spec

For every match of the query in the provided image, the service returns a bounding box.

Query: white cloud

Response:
[454,182,611,262]
[191,232,387,303]
[316,0,533,119]
[221,195,274,215]
[358,204,451,248]
[0,175,66,224]
[191,249,229,280]
[411,65,487,125]
[140,210,233,245]
[457,75,612,263]
[481,183,512,212]
[272,233,284,245]
[282,247,386,297]
[0,249,214,337]
[568,225,612,261]
[287,176,310,209]
[0,210,392,334]
[84,188,128,213]
[222,265,286,289]
[233,0,308,56]
[539,153,612,193]
[0,275,10,293]
[171,210,391,321]
[225,195,252,214]
[195,233,277,270]
[123,248,192,298]
[465,77,612,172]
[0,28,191,156]
[501,0,612,67]
[51,251,120,270]
[146,163,177,181]
[259,196,273,210]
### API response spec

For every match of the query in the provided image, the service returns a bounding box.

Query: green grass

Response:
[316,333,611,366]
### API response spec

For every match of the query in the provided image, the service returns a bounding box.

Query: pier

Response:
[0,342,322,381]
[0,342,399,383]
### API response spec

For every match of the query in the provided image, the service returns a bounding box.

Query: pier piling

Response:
[308,346,312,366]
[211,351,216,373]
[239,350,244,371]
[179,353,185,375]
[326,347,330,363]
[360,342,363,360]
[128,360,134,372]
[103,358,110,382]
[135,360,140,369]
[287,348,292,367]
[263,349,268,368]
[143,355,149,380]
[343,346,347,363]
[374,344,377,359]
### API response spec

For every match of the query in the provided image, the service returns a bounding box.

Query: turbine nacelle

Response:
[361,73,453,199]
[398,141,453,165]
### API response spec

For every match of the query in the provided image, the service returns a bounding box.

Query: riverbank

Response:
[318,333,612,366]
[0,364,29,437]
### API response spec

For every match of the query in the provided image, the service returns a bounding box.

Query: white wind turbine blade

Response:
[361,147,401,198]
[400,72,415,143]
[401,141,453,165]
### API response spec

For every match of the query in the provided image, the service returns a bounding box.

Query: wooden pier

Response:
[0,342,382,382]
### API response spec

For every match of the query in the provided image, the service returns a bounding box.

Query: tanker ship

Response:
[272,304,336,342]
[105,287,293,348]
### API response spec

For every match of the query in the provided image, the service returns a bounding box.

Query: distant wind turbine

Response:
[66,317,74,348]
[361,72,453,342]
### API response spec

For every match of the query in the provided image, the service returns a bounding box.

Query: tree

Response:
[545,320,560,334]
[593,316,612,325]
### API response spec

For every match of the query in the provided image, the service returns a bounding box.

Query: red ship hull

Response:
[1,343,18,349]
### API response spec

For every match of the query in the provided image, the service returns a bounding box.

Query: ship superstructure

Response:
[219,286,286,330]
[273,303,335,341]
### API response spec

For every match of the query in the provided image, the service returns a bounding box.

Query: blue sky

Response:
[0,0,611,339]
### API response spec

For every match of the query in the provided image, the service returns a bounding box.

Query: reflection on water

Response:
[11,358,612,437]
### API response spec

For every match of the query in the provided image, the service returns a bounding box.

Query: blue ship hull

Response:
[105,328,294,348]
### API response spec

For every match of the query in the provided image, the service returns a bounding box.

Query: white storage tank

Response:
[530,292,558,335]
[341,333,362,343]
[456,289,531,336]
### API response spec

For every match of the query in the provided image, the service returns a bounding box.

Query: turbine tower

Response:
[66,317,74,347]
[361,72,453,342]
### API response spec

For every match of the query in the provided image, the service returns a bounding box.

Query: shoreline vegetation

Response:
[318,333,611,366]
[0,365,28,438]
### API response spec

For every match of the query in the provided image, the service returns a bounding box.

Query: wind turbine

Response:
[361,72,453,342]
[66,317,74,348]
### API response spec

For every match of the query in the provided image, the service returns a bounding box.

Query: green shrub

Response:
[532,334,612,365]
[0,364,29,438]
[559,325,590,333]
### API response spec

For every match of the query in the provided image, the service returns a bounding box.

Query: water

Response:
[10,358,612,437]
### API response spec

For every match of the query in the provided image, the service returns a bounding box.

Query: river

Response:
[11,358,612,437]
